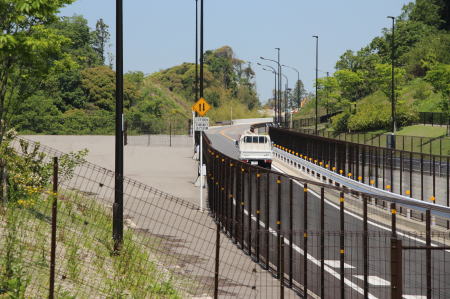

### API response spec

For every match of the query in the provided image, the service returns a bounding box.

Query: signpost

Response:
[192,98,211,211]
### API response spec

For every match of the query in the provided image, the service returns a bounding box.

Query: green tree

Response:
[334,70,365,102]
[289,80,306,108]
[372,63,406,99]
[425,64,450,112]
[51,15,102,67]
[0,0,76,143]
[317,76,340,114]
[92,18,110,65]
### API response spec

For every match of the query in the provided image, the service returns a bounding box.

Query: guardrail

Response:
[270,127,450,213]
[203,131,450,298]
[294,128,450,156]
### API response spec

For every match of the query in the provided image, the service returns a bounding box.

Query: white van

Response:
[236,134,273,169]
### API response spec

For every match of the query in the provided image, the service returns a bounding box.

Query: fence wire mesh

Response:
[204,131,450,298]
[0,137,298,298]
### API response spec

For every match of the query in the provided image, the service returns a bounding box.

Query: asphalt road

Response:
[206,125,450,299]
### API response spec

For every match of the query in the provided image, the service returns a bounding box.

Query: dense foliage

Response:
[1,3,261,136]
[150,46,261,121]
[308,0,450,132]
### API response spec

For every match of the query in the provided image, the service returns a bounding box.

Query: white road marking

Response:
[354,275,390,286]
[402,296,427,299]
[232,198,377,299]
[324,260,355,269]
[272,163,450,253]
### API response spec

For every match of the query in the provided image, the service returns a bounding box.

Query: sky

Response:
[60,0,411,104]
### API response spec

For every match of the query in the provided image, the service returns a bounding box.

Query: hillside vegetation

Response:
[299,0,450,133]
[0,9,261,136]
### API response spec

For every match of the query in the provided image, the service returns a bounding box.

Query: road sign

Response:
[194,117,209,131]
[192,98,211,116]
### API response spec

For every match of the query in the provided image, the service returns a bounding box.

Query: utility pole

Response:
[326,71,329,116]
[276,48,282,126]
[195,0,199,102]
[113,0,124,252]
[313,35,319,134]
[200,0,204,98]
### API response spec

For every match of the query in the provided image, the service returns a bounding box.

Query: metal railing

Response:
[270,127,450,215]
[203,130,450,298]
[1,137,296,298]
[293,128,450,156]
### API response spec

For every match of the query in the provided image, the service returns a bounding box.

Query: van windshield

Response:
[242,136,268,143]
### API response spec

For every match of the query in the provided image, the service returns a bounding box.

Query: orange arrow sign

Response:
[192,98,211,116]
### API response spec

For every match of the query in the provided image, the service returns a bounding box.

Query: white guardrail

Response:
[273,146,450,219]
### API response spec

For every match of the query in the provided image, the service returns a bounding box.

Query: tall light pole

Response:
[388,16,397,134]
[200,0,204,98]
[326,71,329,116]
[260,54,282,125]
[113,0,124,252]
[258,63,278,123]
[281,73,289,127]
[195,0,199,102]
[276,48,282,125]
[313,35,319,134]
[282,64,300,109]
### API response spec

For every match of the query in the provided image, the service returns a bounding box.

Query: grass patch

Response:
[396,125,447,138]
[0,190,185,298]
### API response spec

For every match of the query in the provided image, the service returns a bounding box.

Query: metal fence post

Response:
[49,157,58,299]
[447,156,450,229]
[256,171,261,263]
[363,196,369,298]
[409,152,413,199]
[391,238,403,299]
[280,234,285,299]
[320,187,325,298]
[426,210,431,299]
[277,176,282,278]
[248,167,252,255]
[214,221,220,299]
[303,183,308,296]
[391,203,397,237]
[265,172,270,269]
[240,167,245,249]
[339,192,345,299]
[289,179,293,288]
[234,164,240,244]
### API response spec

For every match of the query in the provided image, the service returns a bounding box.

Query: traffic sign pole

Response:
[192,98,210,211]
[200,132,203,211]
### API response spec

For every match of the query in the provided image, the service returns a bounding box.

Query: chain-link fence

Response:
[0,137,300,298]
[203,131,450,298]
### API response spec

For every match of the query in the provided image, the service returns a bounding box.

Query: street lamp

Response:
[199,0,204,98]
[195,0,199,102]
[281,73,289,127]
[313,35,319,134]
[114,0,124,252]
[261,49,282,125]
[387,16,397,135]
[258,63,278,123]
[282,64,300,109]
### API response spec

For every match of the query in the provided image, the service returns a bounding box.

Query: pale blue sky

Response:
[60,0,411,103]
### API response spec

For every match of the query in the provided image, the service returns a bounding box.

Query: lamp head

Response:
[312,35,318,38]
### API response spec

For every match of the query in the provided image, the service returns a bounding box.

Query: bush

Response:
[331,111,351,133]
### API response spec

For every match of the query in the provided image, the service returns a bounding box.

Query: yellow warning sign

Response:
[192,98,211,116]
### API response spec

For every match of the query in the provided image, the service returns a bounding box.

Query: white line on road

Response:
[232,197,378,299]
[354,275,390,286]
[324,260,355,269]
[272,163,450,253]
